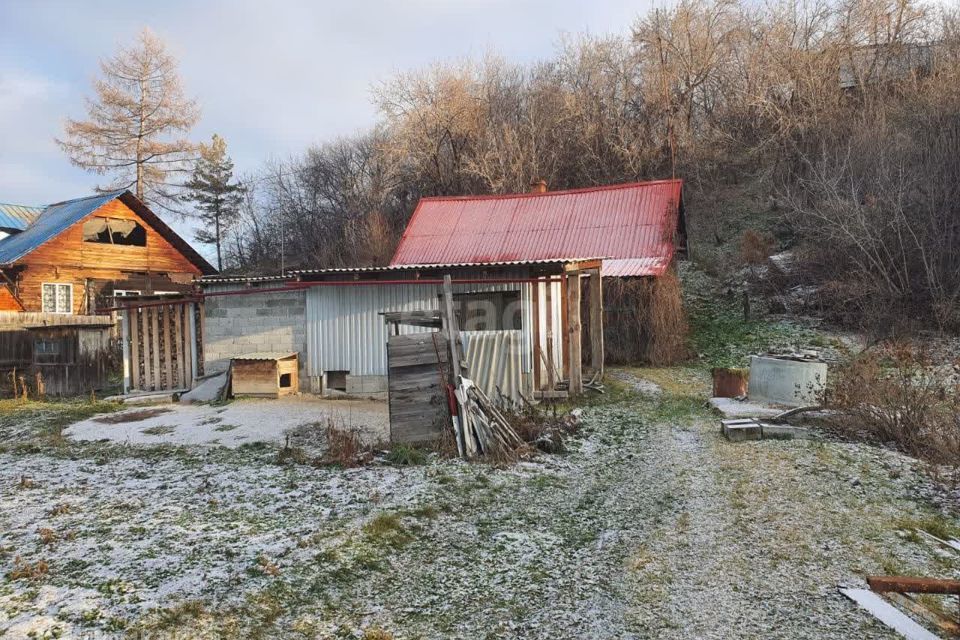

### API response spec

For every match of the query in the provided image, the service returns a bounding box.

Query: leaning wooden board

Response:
[387,332,449,444]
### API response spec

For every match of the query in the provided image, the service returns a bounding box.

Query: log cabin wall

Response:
[4,199,202,314]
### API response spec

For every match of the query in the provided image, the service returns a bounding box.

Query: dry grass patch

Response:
[94,407,172,424]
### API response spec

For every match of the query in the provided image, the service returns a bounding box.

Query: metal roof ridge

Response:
[46,190,126,208]
[417,178,682,203]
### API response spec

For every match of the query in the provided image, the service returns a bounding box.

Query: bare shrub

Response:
[318,420,372,468]
[605,269,690,365]
[503,403,582,454]
[828,343,960,470]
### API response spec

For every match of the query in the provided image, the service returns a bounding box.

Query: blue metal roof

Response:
[0,203,42,232]
[0,191,126,265]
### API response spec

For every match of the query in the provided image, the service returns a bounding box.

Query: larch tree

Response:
[57,28,199,212]
[183,134,244,271]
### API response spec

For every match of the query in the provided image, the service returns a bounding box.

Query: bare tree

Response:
[58,28,200,212]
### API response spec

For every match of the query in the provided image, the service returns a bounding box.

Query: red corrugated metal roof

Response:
[389,180,683,277]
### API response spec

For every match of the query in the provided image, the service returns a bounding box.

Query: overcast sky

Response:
[0,0,649,212]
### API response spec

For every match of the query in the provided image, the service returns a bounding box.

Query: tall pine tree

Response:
[184,134,244,271]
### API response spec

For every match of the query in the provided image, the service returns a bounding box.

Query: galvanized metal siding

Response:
[305,275,538,378]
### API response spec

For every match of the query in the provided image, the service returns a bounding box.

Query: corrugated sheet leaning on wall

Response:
[461,330,523,404]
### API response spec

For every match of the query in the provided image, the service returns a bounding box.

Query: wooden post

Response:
[589,268,604,377]
[566,271,582,395]
[121,310,131,394]
[442,275,474,456]
[163,306,174,390]
[197,301,205,377]
[545,281,556,390]
[139,305,150,390]
[173,304,185,388]
[560,273,569,382]
[531,280,541,390]
[441,275,462,383]
[187,303,198,387]
[150,308,161,391]
[129,308,140,391]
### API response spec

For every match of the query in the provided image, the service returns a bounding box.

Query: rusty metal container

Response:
[712,367,749,398]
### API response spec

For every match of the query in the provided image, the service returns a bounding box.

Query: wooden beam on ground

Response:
[868,576,960,595]
[566,271,582,395]
[588,268,604,377]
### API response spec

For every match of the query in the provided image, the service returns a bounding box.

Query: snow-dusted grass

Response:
[1,373,958,638]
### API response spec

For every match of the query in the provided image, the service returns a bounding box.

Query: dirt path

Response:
[1,369,957,638]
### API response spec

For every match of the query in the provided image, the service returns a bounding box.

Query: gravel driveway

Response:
[1,369,957,638]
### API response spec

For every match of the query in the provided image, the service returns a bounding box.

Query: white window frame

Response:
[41,282,73,315]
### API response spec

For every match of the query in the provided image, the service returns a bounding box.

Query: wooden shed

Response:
[25,320,116,396]
[230,352,299,398]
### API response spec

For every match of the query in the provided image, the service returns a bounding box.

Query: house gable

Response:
[2,195,213,314]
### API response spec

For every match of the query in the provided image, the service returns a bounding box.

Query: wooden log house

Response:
[0,191,216,315]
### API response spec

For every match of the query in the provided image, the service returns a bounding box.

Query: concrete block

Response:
[710,397,784,419]
[721,418,762,442]
[760,423,812,440]
[749,356,827,406]
[345,375,388,395]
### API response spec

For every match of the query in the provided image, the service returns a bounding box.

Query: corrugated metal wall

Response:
[304,275,538,378]
[204,271,567,395]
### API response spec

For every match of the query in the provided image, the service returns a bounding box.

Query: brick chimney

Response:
[529,179,547,194]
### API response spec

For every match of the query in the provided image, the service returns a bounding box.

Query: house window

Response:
[42,283,73,314]
[82,217,147,246]
[34,338,61,363]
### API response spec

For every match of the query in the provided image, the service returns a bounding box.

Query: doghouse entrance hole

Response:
[326,370,348,392]
[279,373,292,388]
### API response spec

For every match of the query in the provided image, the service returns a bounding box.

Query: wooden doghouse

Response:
[230,352,298,398]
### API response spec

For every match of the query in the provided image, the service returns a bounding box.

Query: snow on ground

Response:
[1,369,959,638]
[65,396,389,448]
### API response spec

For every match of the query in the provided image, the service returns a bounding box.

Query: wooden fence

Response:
[121,301,203,393]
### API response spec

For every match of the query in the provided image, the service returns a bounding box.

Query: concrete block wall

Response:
[203,289,308,389]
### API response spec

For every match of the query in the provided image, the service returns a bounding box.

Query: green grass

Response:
[140,425,176,436]
[362,513,413,549]
[895,514,960,541]
[385,444,428,466]
[688,300,815,369]
[0,397,122,447]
